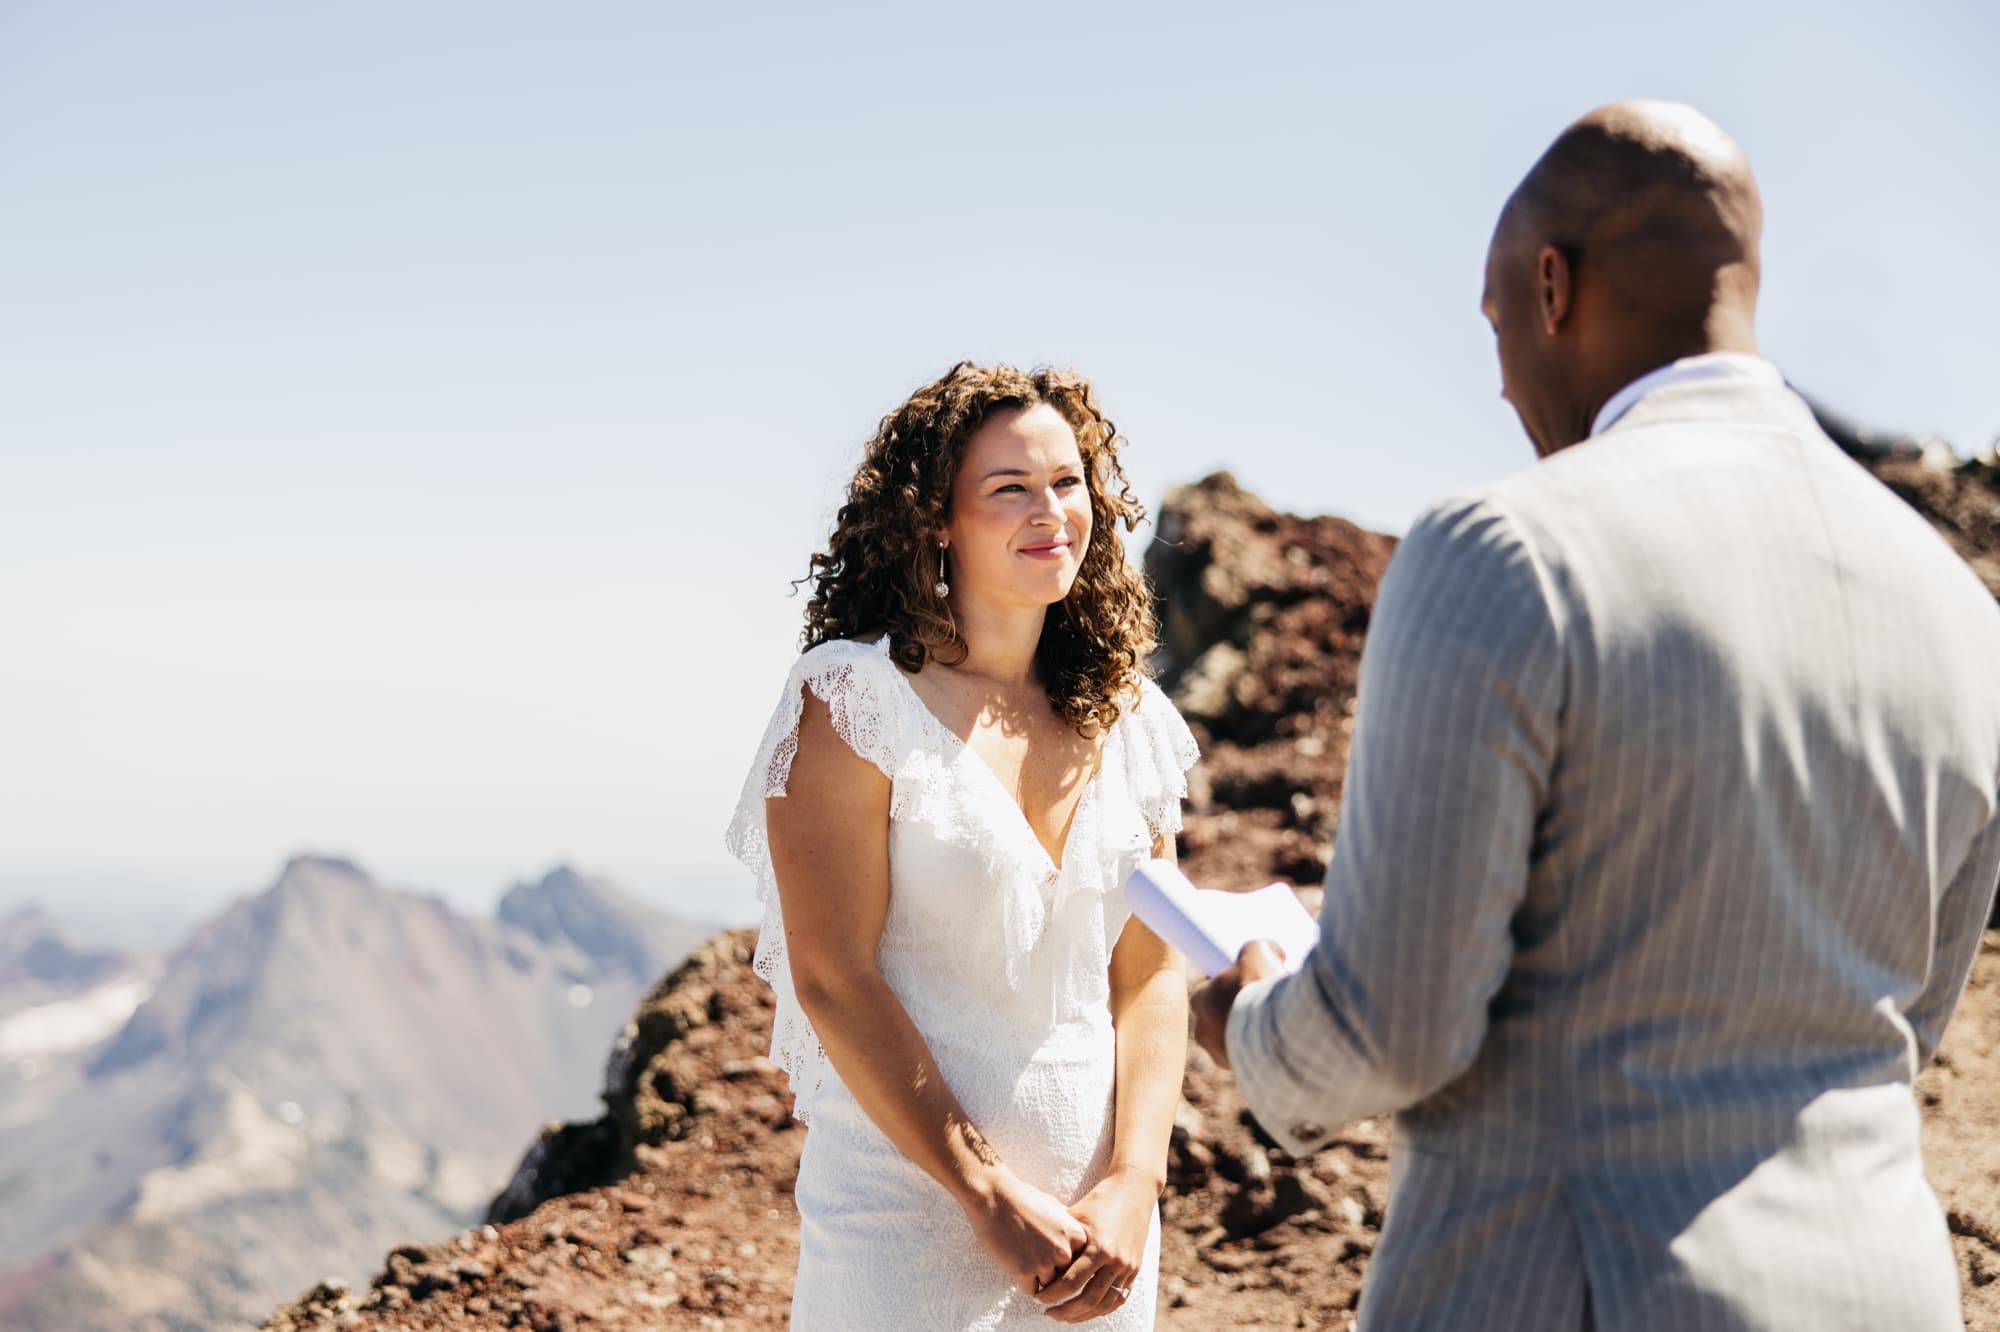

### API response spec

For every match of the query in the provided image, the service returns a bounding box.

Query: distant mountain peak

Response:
[274,853,374,887]
[0,903,129,992]
[496,866,703,987]
[3,902,55,931]
[496,865,630,924]
[262,856,393,923]
[516,862,613,895]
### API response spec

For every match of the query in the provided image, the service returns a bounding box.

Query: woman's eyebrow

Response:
[981,463,1081,482]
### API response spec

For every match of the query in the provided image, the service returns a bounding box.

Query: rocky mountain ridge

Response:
[0,857,707,1332]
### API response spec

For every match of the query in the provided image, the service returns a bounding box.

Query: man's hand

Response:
[1190,939,1286,1070]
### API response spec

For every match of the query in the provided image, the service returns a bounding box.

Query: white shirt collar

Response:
[1589,351,1784,438]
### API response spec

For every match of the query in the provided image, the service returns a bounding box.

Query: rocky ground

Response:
[258,930,2000,1332]
[267,457,2000,1331]
[1927,936,2000,1326]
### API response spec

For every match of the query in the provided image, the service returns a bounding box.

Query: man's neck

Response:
[1580,310,1761,443]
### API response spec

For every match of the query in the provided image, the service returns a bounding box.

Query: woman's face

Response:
[941,402,1094,612]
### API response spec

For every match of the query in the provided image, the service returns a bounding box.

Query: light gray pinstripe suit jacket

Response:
[1226,376,2000,1330]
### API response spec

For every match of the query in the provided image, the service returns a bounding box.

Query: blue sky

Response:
[2,1,1995,942]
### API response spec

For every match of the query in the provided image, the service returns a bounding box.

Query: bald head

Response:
[1503,101,1763,327]
[1483,101,1766,456]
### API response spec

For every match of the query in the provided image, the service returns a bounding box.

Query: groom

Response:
[1192,101,2000,1329]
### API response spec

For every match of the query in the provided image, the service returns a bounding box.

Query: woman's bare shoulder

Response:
[775,636,903,788]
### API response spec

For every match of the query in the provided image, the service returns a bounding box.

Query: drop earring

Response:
[935,545,950,599]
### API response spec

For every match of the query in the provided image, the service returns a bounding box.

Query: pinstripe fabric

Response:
[1226,379,2000,1331]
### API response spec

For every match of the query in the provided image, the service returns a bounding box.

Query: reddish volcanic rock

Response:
[1146,472,1397,896]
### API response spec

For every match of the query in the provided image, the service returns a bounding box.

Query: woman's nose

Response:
[1030,485,1065,524]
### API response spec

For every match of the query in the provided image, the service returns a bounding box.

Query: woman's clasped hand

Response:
[1028,1167,1157,1323]
[957,1157,1154,1322]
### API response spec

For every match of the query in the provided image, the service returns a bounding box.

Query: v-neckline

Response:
[878,643,1107,879]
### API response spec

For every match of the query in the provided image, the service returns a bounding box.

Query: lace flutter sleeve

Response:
[722,638,904,1118]
[1126,676,1201,842]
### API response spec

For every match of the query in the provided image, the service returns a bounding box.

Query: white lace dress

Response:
[725,635,1199,1330]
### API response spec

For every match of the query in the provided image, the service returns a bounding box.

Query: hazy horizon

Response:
[0,854,758,953]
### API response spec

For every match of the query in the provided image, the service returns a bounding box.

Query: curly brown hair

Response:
[798,361,1157,734]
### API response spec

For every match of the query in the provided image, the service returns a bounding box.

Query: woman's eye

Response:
[991,477,1081,495]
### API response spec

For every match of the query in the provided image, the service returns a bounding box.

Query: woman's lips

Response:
[1018,540,1071,559]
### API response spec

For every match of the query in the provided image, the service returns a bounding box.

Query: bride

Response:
[726,361,1199,1328]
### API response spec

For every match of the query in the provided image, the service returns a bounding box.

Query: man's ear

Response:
[1535,244,1573,336]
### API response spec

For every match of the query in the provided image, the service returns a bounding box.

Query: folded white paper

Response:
[1123,859,1320,978]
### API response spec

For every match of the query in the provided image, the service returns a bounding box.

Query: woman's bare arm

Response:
[765,689,1084,1292]
[1105,832,1190,1193]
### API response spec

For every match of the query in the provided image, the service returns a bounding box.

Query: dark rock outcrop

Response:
[263,931,804,1331]
[1146,472,1397,895]
[485,932,793,1227]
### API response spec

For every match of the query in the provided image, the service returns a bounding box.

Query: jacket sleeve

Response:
[1906,810,2000,1066]
[1226,493,1566,1155]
